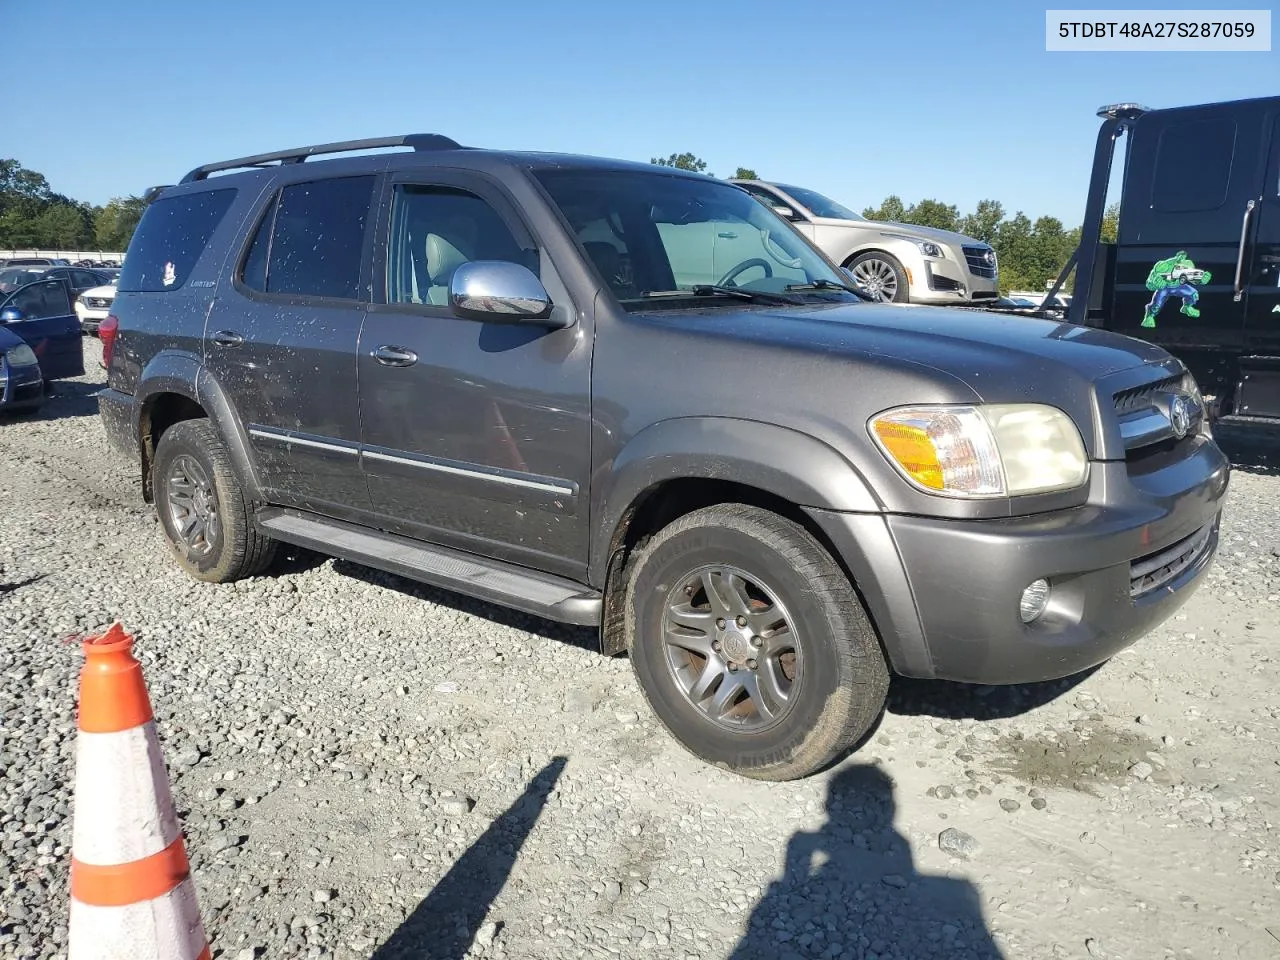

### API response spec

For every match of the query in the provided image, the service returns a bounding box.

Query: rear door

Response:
[0,279,83,379]
[1243,108,1280,356]
[205,174,376,520]
[1109,100,1272,360]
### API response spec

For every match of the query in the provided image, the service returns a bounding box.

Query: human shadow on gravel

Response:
[26,380,103,421]
[730,765,1004,960]
[886,665,1100,722]
[369,755,567,960]
[333,560,599,651]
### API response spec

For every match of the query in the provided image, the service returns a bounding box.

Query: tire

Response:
[625,504,889,781]
[152,419,277,583]
[847,251,910,303]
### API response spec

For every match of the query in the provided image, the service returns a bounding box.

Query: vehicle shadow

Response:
[730,764,1005,960]
[369,756,567,960]
[886,665,1100,721]
[331,559,599,652]
[29,380,102,421]
[1214,424,1280,477]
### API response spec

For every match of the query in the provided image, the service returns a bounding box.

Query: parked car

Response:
[76,280,116,334]
[0,324,43,413]
[100,134,1227,781]
[0,277,87,382]
[729,179,999,306]
[3,257,57,267]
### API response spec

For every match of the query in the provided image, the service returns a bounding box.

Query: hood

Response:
[810,217,988,248]
[82,284,117,298]
[0,324,29,353]
[653,300,1172,396]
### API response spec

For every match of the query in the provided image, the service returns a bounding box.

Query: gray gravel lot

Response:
[2,338,1279,960]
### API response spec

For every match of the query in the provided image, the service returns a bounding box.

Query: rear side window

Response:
[1151,118,1237,213]
[240,176,374,301]
[117,188,236,292]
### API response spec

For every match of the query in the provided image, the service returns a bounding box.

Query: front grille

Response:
[86,297,113,309]
[926,269,961,291]
[1130,520,1217,599]
[962,245,997,279]
[1113,374,1183,416]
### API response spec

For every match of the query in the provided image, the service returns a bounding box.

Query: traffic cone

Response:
[67,623,210,960]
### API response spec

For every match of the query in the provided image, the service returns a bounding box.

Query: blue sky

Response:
[13,0,1277,225]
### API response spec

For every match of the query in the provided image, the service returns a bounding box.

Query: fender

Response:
[588,416,882,585]
[133,350,263,502]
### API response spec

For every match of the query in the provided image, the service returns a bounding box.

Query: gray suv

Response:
[98,134,1228,781]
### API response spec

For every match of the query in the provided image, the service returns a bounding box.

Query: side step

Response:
[256,507,602,626]
[1236,357,1280,420]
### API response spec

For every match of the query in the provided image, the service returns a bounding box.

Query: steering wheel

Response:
[717,258,773,287]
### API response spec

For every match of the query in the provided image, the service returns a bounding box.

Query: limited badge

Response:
[162,262,176,287]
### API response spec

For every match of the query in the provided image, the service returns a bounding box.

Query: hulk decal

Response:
[1142,252,1211,328]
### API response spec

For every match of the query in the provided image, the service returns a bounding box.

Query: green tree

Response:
[732,167,758,180]
[861,195,906,222]
[650,153,709,175]
[95,196,147,250]
[1100,202,1120,244]
[957,199,1005,245]
[36,202,94,248]
[901,199,960,232]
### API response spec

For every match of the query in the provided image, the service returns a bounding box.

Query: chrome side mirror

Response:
[772,205,797,220]
[449,261,557,325]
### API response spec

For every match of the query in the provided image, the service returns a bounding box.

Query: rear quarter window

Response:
[117,188,237,293]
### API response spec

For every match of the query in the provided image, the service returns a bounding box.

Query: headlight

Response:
[870,403,1088,498]
[881,232,944,259]
[77,294,87,305]
[5,344,37,367]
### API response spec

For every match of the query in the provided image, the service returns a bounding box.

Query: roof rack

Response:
[179,133,465,184]
[143,184,174,203]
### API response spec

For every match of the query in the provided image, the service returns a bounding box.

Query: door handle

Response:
[717,231,739,239]
[1233,199,1257,302]
[372,345,418,367]
[210,330,243,347]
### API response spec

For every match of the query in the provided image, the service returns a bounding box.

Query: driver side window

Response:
[7,279,72,320]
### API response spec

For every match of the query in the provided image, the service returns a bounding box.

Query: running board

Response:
[256,508,602,626]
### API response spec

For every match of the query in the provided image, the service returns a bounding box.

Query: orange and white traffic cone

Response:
[68,623,210,960]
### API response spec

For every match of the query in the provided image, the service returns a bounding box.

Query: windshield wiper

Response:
[642,285,801,305]
[784,278,873,300]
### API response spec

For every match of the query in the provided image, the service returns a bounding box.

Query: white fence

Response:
[2,249,125,264]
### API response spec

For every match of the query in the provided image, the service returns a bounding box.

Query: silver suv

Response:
[731,179,999,305]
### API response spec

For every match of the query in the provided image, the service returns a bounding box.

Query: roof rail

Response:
[179,134,465,184]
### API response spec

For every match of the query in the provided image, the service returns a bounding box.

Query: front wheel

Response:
[847,251,910,303]
[625,504,889,781]
[152,419,277,583]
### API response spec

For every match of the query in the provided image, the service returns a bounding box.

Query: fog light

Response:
[1019,579,1050,623]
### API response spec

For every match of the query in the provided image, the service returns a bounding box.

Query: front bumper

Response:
[807,437,1230,684]
[76,303,111,333]
[906,251,999,305]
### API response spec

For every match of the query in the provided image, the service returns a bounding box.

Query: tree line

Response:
[1,159,145,252]
[651,152,1119,293]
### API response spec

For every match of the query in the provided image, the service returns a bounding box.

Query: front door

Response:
[0,279,84,379]
[204,174,377,519]
[359,173,593,580]
[1109,100,1274,384]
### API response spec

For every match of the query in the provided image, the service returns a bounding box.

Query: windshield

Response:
[534,169,858,309]
[774,184,864,221]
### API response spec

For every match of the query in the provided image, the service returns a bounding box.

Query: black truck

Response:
[1045,95,1280,426]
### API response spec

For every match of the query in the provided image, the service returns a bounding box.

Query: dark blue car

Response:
[0,277,85,408]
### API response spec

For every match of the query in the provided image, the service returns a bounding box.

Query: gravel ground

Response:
[2,338,1279,960]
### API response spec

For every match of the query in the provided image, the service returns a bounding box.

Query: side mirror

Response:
[0,307,23,324]
[772,205,797,220]
[449,261,559,326]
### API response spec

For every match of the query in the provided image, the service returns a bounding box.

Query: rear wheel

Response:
[152,419,276,582]
[625,504,889,781]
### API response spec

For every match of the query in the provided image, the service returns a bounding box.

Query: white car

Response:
[730,179,1000,306]
[76,282,116,335]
